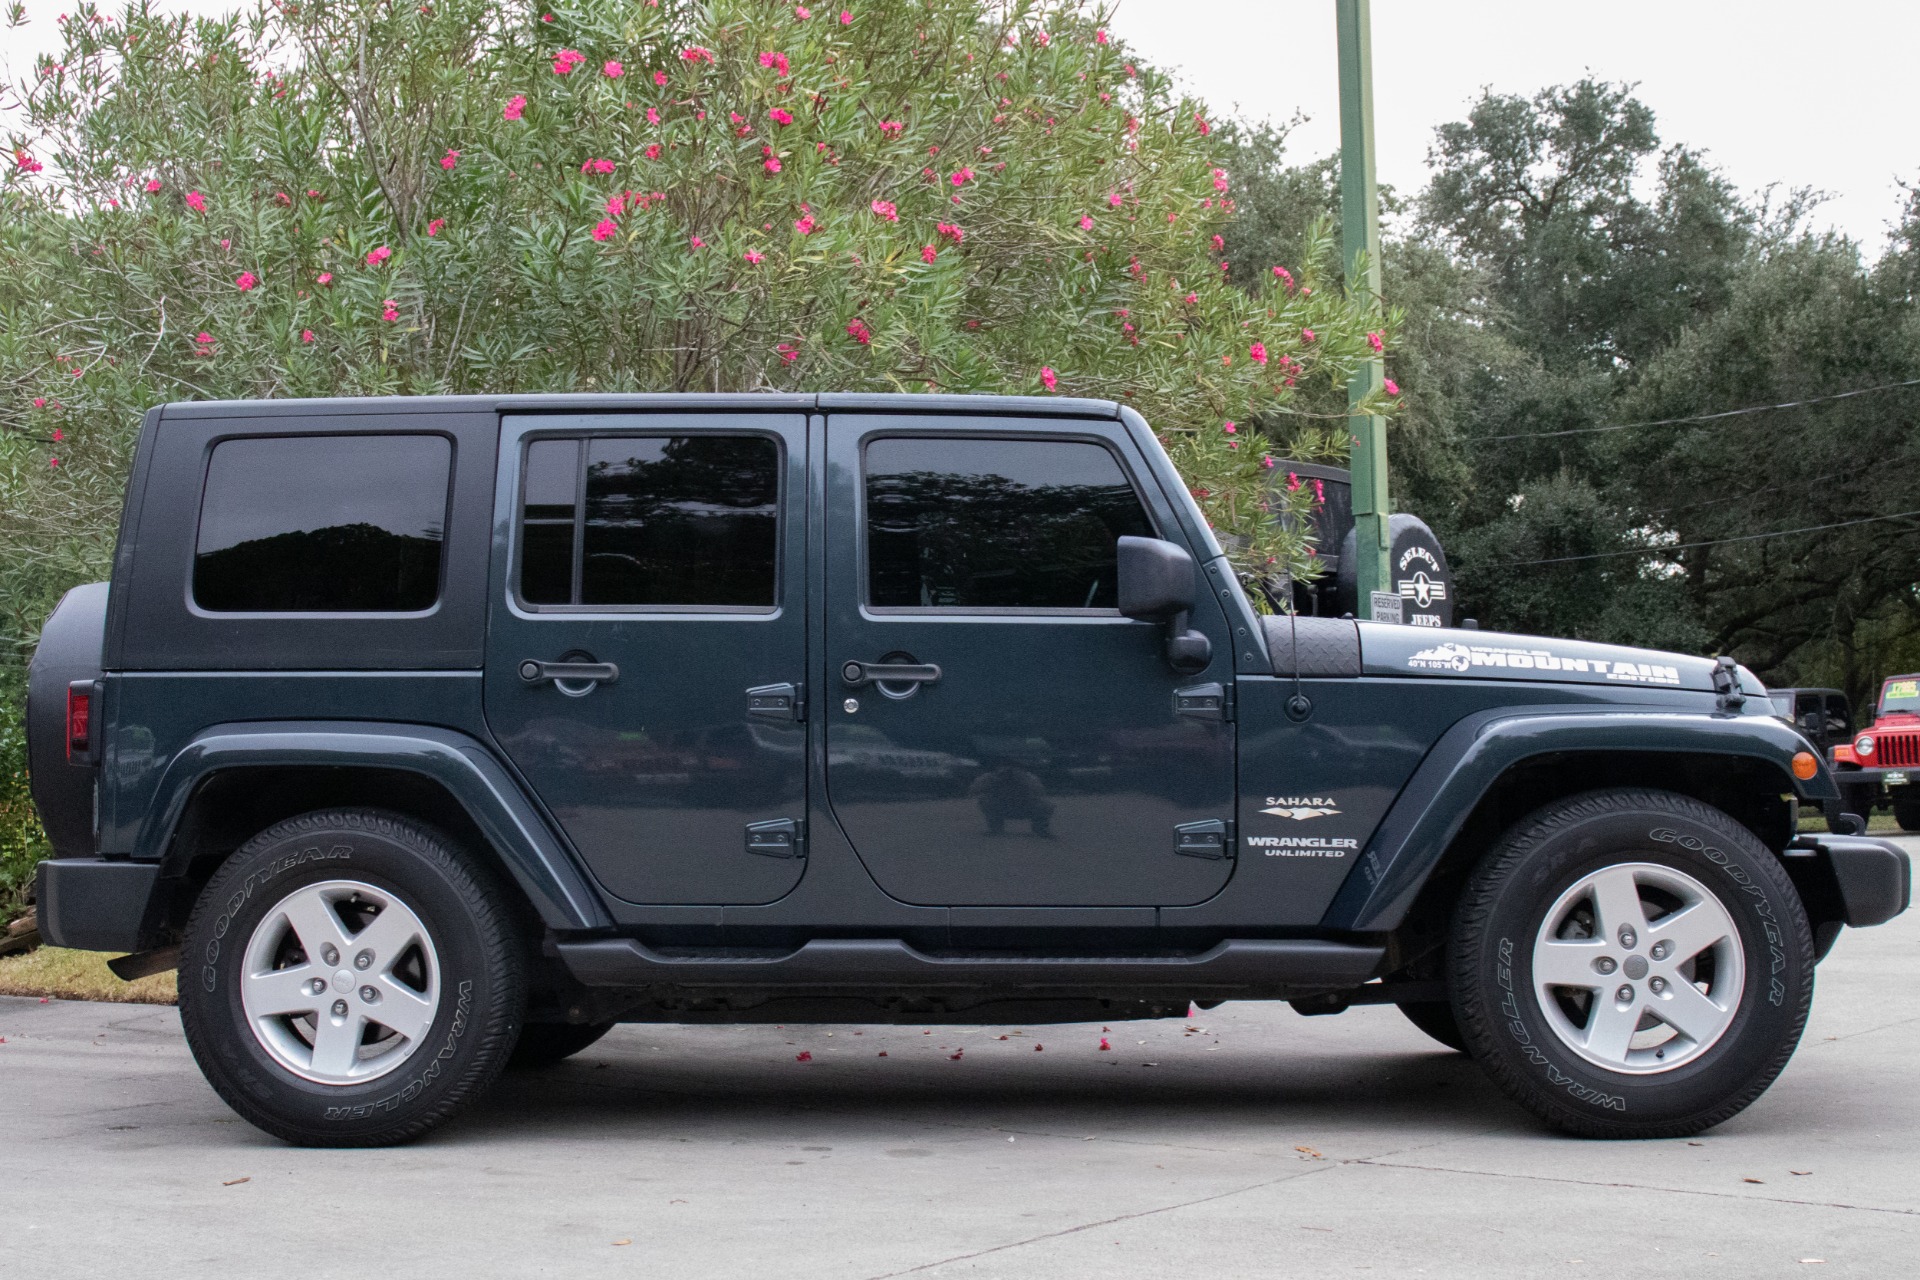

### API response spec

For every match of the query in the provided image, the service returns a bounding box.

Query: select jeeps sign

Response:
[1389,514,1453,629]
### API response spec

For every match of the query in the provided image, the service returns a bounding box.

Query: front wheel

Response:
[1449,789,1813,1139]
[179,809,526,1147]
[1894,801,1920,833]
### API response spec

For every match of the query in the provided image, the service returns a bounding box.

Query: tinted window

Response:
[516,435,779,608]
[193,434,450,613]
[865,437,1154,609]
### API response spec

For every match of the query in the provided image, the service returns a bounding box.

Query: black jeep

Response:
[27,394,1910,1146]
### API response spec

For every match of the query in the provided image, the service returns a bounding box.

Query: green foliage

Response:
[0,0,1390,887]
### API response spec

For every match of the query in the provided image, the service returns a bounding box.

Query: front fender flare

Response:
[135,721,612,930]
[1321,708,1839,933]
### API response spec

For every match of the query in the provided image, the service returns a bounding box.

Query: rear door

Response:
[820,413,1236,907]
[484,412,809,905]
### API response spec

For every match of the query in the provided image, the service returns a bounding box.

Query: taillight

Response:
[66,681,93,761]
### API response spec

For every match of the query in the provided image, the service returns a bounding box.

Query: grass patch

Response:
[0,946,176,1004]
[1798,810,1907,835]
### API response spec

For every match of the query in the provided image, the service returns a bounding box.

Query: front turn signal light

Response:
[1791,751,1819,781]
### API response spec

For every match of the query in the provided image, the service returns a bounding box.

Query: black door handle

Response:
[840,660,941,688]
[519,659,620,686]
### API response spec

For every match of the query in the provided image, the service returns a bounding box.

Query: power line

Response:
[1484,507,1920,568]
[1468,377,1920,444]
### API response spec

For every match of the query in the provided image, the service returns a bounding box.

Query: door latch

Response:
[746,818,805,859]
[1174,682,1232,722]
[1174,818,1234,860]
[747,682,806,721]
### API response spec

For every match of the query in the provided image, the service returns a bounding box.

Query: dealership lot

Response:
[5,835,1916,1279]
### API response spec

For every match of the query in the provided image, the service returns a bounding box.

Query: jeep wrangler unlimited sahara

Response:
[27,394,1911,1147]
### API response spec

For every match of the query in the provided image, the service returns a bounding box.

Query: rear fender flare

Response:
[1321,708,1839,933]
[135,721,611,930]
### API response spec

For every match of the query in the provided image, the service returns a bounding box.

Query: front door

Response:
[485,412,809,905]
[822,414,1235,907]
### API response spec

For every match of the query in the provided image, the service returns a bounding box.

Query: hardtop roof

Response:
[156,392,1123,421]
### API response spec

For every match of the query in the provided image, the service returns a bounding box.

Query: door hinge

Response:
[1174,818,1234,860]
[746,817,805,859]
[1174,681,1233,722]
[747,682,806,721]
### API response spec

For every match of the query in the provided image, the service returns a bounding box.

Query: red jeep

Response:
[1833,675,1920,830]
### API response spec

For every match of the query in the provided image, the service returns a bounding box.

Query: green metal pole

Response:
[1337,0,1391,618]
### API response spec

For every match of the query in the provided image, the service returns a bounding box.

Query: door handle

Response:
[840,660,941,688]
[519,659,620,687]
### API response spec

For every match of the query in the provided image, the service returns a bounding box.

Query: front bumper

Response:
[34,859,159,952]
[1832,765,1915,792]
[1786,834,1911,929]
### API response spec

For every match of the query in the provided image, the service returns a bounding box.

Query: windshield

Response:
[1881,677,1920,716]
[1768,692,1794,718]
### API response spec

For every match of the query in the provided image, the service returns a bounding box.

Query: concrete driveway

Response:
[5,837,1917,1279]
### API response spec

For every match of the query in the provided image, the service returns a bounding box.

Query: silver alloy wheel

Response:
[1531,861,1745,1075]
[239,879,441,1086]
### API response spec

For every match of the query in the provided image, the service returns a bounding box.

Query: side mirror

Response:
[1116,536,1212,673]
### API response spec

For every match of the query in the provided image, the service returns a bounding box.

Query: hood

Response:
[1358,623,1761,697]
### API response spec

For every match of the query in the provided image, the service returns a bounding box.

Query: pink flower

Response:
[552,48,585,75]
[32,397,45,408]
[1108,192,1122,209]
[744,249,764,264]
[794,213,816,234]
[381,299,399,322]
[1287,471,1301,491]
[921,244,936,263]
[1262,454,1275,468]
[13,150,42,173]
[758,50,790,75]
[52,427,63,440]
[316,272,333,287]
[1223,421,1237,435]
[1384,378,1400,396]
[504,94,527,120]
[1095,27,1109,43]
[936,221,963,243]
[220,238,231,250]
[603,60,623,78]
[768,107,794,126]
[839,8,852,22]
[581,158,615,174]
[1078,215,1093,231]
[541,11,553,20]
[689,235,705,249]
[776,342,799,363]
[653,70,668,86]
[1212,168,1229,192]
[1210,234,1224,252]
[440,148,459,170]
[195,330,214,346]
[645,143,662,160]
[1039,366,1058,392]
[680,45,714,63]
[48,457,59,469]
[1033,30,1049,46]
[1099,1037,1111,1051]
[592,218,618,241]
[365,244,392,266]
[427,218,446,236]
[144,178,161,193]
[1367,331,1384,353]
[1301,328,1315,342]
[793,5,811,17]
[184,190,206,213]
[845,317,871,344]
[646,105,661,125]
[870,199,898,221]
[1249,342,1267,365]
[1193,112,1210,135]
[764,155,782,173]
[606,192,626,215]
[1272,265,1293,288]
[949,167,974,186]
[301,329,315,343]
[234,271,257,291]
[1184,292,1197,306]
[879,120,903,134]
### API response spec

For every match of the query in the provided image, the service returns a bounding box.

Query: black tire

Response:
[1895,801,1920,833]
[1397,1000,1467,1052]
[1449,788,1814,1139]
[510,1021,615,1068]
[179,809,526,1147]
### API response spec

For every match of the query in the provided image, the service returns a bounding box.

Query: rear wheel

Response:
[1449,789,1813,1139]
[179,809,526,1147]
[510,1021,615,1068]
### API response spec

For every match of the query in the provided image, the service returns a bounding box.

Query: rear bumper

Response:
[34,859,158,952]
[1787,834,1911,929]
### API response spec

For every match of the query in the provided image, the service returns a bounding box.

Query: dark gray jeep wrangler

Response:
[27,393,1910,1146]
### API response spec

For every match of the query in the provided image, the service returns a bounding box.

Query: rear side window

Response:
[516,434,780,609]
[865,436,1154,610]
[193,434,451,613]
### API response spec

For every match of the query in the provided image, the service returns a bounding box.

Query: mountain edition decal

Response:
[1405,642,1682,685]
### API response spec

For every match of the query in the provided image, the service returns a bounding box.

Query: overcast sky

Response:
[7,0,1915,251]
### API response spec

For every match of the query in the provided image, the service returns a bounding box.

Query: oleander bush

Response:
[0,0,1393,901]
